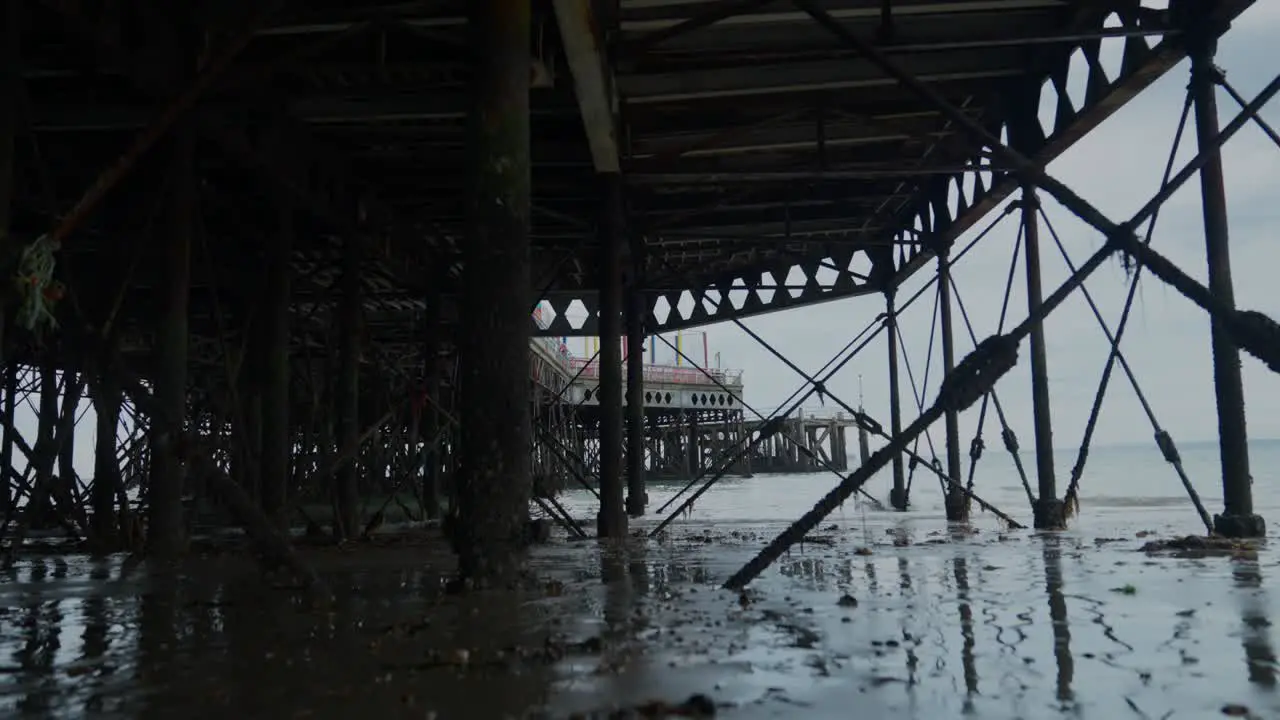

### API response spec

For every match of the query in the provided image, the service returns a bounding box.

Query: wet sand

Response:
[0,513,1276,719]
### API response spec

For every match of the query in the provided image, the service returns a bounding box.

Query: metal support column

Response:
[0,365,13,518]
[421,278,443,521]
[0,0,19,517]
[886,290,907,510]
[335,236,362,541]
[0,0,15,364]
[1022,188,1063,529]
[625,275,647,516]
[1186,18,1264,538]
[238,320,263,504]
[260,204,292,530]
[455,0,535,578]
[31,361,55,528]
[148,126,194,559]
[937,250,966,521]
[92,363,121,545]
[597,173,627,537]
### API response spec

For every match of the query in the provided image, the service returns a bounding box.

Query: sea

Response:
[558,438,1280,536]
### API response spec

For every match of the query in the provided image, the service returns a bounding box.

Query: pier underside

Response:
[0,0,1275,602]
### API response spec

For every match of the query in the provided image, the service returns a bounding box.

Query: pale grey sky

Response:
[10,2,1279,483]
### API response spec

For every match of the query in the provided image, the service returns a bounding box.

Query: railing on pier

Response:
[752,405,859,422]
[531,305,743,387]
[567,357,743,387]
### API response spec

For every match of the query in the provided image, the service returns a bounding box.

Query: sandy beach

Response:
[0,505,1274,719]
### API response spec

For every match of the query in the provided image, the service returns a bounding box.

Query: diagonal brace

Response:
[1039,206,1213,533]
[654,332,883,511]
[723,79,1275,588]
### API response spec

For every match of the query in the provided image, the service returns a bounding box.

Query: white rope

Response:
[13,234,63,334]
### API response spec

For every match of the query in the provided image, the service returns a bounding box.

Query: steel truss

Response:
[534,0,1258,337]
[0,0,1273,591]
[714,3,1280,589]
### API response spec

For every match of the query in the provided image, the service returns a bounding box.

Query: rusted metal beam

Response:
[622,12,1172,55]
[37,1,444,297]
[627,165,1005,183]
[0,0,17,364]
[596,173,627,537]
[454,0,535,580]
[553,0,621,172]
[790,0,1253,242]
[625,264,647,517]
[148,125,195,559]
[1185,16,1261,538]
[621,47,1022,102]
[1021,188,1061,529]
[259,202,293,530]
[36,0,284,248]
[619,0,781,58]
[838,0,1250,304]
[334,236,362,541]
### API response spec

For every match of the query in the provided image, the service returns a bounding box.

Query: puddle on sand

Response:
[0,516,1277,719]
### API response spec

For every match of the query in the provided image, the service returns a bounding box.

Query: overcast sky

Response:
[651,3,1280,452]
[9,2,1279,482]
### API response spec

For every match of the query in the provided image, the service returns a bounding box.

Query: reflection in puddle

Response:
[953,554,978,704]
[0,517,1276,719]
[1233,561,1277,688]
[1041,538,1075,704]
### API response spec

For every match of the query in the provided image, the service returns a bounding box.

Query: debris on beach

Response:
[1138,535,1262,558]
[568,693,718,719]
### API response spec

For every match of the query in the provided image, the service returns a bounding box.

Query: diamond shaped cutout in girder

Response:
[814,257,839,289]
[652,295,672,326]
[564,299,589,330]
[756,272,777,305]
[784,265,808,299]
[676,290,696,321]
[728,277,749,310]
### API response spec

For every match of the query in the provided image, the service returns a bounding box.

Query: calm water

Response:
[560,439,1280,534]
[1,440,1277,719]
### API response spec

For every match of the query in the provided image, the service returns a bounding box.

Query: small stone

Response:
[837,594,858,608]
[680,694,717,716]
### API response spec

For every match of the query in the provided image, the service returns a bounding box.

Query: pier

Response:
[0,0,1271,565]
[0,1,1278,712]
[0,1,1274,712]
[529,320,754,487]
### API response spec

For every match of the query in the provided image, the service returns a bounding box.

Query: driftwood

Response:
[186,450,326,595]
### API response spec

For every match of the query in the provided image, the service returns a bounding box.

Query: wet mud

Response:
[1,515,1277,719]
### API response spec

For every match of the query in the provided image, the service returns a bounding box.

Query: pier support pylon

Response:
[421,276,443,521]
[259,202,292,531]
[937,248,967,521]
[455,0,535,579]
[1183,13,1264,538]
[1021,187,1064,530]
[886,290,907,511]
[596,172,627,537]
[92,361,122,548]
[147,124,194,559]
[335,235,362,541]
[625,271,647,517]
[0,0,16,517]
